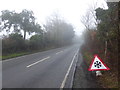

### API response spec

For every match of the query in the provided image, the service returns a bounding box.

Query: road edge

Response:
[70,49,79,88]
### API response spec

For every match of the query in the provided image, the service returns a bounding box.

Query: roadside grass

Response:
[2,52,29,60]
[82,47,118,88]
[83,51,93,65]
[97,71,118,88]
[0,56,2,60]
[2,46,57,60]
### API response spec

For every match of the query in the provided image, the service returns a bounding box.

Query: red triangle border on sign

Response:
[88,54,110,71]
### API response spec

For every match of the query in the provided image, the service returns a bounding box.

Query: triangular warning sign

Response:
[88,55,110,71]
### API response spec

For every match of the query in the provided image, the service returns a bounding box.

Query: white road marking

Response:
[56,51,63,55]
[60,49,79,89]
[26,56,50,68]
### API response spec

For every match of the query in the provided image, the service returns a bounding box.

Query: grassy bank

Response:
[2,52,29,60]
[81,45,118,88]
[2,46,57,60]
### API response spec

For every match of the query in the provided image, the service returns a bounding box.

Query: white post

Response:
[96,71,102,76]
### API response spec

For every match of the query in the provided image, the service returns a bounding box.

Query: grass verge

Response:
[2,52,29,60]
[1,46,59,60]
[82,46,118,88]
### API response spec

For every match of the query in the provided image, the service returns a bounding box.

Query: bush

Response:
[2,33,26,54]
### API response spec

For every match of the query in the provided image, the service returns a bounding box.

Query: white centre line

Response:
[60,49,79,89]
[56,51,63,55]
[26,56,50,68]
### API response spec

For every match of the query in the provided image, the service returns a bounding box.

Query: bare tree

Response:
[80,1,103,31]
[80,10,94,31]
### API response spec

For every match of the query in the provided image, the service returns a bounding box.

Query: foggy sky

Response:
[0,0,107,36]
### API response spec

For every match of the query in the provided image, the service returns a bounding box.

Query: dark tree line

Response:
[95,2,118,69]
[82,2,118,71]
[0,10,75,55]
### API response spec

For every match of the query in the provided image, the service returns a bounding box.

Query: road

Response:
[2,44,80,88]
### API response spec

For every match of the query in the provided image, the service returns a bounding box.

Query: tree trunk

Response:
[105,40,107,58]
[104,32,108,59]
[23,30,26,40]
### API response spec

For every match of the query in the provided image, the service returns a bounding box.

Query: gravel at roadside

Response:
[72,52,101,88]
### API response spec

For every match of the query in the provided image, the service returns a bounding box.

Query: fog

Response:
[0,0,108,56]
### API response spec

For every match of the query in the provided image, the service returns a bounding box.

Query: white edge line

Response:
[56,51,63,55]
[2,50,62,62]
[70,50,79,88]
[60,49,79,89]
[26,56,50,68]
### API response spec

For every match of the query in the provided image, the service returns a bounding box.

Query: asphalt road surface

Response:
[2,44,80,88]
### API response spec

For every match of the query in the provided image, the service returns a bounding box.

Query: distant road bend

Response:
[2,44,80,88]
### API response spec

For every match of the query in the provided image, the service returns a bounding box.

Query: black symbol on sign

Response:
[94,61,101,68]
